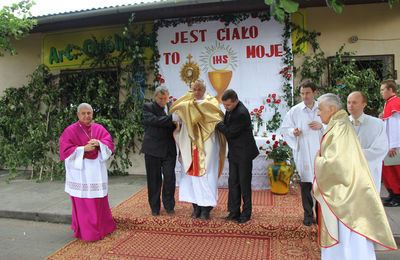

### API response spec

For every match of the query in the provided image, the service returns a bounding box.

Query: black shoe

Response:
[303,218,312,226]
[222,213,240,221]
[199,206,212,220]
[190,204,201,218]
[381,196,393,203]
[382,189,394,203]
[384,200,400,207]
[166,209,175,214]
[151,210,160,216]
[236,216,250,224]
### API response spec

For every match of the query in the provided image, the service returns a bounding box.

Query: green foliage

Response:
[0,14,151,180]
[326,46,384,116]
[265,0,299,23]
[0,0,37,56]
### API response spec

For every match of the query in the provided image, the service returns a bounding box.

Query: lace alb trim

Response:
[66,181,107,192]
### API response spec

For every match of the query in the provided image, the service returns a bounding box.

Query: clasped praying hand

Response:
[84,139,100,151]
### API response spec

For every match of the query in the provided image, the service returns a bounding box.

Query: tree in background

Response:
[0,0,36,56]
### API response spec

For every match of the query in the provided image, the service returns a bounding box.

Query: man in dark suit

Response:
[217,89,259,224]
[141,86,177,216]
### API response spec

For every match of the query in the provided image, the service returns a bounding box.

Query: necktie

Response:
[352,119,359,126]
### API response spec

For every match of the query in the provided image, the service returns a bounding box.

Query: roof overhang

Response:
[33,0,387,33]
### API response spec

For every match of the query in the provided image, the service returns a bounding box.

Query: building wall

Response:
[294,3,400,86]
[0,33,42,95]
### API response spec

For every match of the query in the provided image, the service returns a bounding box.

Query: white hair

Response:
[317,93,342,110]
[77,103,93,113]
[192,79,206,90]
[154,85,169,97]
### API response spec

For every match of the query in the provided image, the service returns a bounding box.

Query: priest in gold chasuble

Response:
[313,93,397,259]
[170,80,226,220]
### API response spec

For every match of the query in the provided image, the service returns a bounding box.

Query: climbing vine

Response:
[0,14,152,180]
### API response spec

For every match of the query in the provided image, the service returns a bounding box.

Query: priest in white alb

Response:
[170,80,226,220]
[60,103,116,241]
[347,91,388,193]
[280,81,323,226]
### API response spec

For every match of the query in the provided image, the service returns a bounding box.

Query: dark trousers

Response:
[144,154,176,213]
[227,159,253,218]
[300,182,313,221]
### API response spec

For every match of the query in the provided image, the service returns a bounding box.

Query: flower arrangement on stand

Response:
[260,134,294,195]
[265,93,282,132]
[250,105,264,135]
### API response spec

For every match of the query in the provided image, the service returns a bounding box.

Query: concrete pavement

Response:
[0,170,147,224]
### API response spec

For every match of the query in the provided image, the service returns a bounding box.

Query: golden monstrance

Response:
[180,54,200,88]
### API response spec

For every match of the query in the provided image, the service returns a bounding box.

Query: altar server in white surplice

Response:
[347,91,388,193]
[281,81,323,226]
[170,80,226,220]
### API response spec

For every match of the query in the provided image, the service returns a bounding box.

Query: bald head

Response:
[347,91,367,119]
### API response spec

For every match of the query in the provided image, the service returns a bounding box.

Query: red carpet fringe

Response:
[47,187,320,259]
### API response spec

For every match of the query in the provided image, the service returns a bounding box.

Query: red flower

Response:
[275,141,279,145]
[266,99,271,103]
[250,111,254,116]
[266,140,270,144]
[266,151,270,154]
[160,78,165,83]
[260,105,264,110]
[272,94,276,98]
[272,134,276,140]
[336,81,341,85]
[156,74,162,79]
[257,110,262,115]
[173,98,177,101]
[283,142,287,146]
[273,144,278,148]
[268,94,271,98]
[254,108,258,112]
[276,99,281,104]
[286,74,292,79]
[256,114,260,119]
[169,96,173,99]
[259,146,263,150]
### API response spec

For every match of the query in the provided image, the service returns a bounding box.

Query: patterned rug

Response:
[47,188,320,259]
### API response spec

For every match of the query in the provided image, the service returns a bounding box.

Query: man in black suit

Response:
[217,89,259,224]
[141,86,177,216]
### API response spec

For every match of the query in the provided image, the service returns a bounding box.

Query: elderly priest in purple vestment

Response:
[313,93,397,260]
[60,103,116,241]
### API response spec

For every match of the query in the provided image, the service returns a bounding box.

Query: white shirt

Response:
[280,101,323,182]
[350,113,388,193]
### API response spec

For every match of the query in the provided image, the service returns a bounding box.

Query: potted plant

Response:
[262,134,293,194]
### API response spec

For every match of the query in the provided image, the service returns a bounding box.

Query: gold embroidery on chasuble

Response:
[170,91,226,177]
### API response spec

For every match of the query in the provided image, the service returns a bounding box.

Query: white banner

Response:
[157,16,293,132]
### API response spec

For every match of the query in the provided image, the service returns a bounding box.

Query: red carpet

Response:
[47,188,320,259]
